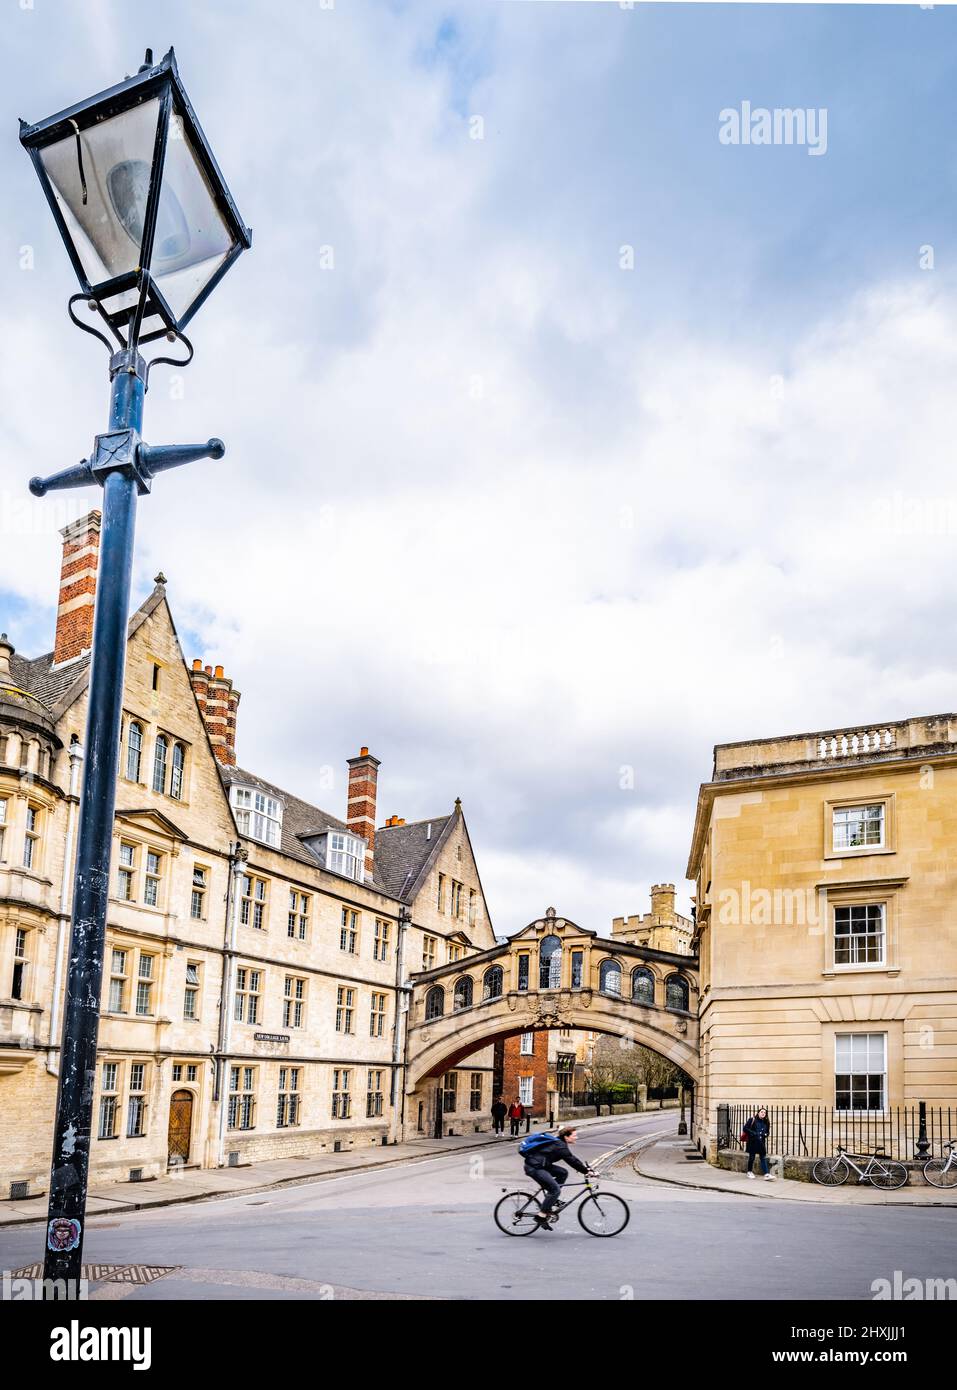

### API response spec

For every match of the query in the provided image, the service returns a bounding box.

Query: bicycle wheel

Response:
[868,1161,908,1191]
[812,1156,849,1186]
[923,1158,957,1189]
[577,1192,630,1237]
[494,1190,544,1236]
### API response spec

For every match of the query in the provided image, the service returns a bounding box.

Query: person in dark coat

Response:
[743,1106,774,1180]
[491,1096,508,1135]
[523,1126,594,1227]
[508,1099,525,1137]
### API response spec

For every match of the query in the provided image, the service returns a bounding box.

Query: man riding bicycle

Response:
[521,1126,595,1228]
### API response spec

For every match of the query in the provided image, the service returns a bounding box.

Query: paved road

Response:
[3,1114,955,1301]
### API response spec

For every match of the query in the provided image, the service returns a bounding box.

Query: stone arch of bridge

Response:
[405,907,699,1095]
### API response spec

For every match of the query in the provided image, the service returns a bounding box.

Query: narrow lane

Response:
[2,1114,954,1301]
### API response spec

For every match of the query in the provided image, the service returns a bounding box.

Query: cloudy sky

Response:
[3,1,957,936]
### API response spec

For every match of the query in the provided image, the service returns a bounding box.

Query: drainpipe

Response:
[46,735,84,1076]
[215,841,246,1166]
[389,904,411,1143]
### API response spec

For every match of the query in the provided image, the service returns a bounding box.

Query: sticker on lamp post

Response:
[47,1216,81,1252]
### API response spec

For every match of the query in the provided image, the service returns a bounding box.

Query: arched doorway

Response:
[168,1088,193,1165]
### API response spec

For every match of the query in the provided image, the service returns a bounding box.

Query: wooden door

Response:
[168,1089,193,1163]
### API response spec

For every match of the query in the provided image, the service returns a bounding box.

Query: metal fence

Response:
[721,1103,956,1161]
[559,1090,597,1110]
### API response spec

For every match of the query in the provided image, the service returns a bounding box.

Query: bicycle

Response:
[493,1176,630,1237]
[811,1146,908,1190]
[923,1140,957,1189]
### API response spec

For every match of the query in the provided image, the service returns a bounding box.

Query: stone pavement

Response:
[625,1134,957,1206]
[0,1111,630,1228]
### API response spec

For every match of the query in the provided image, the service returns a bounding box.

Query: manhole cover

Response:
[12,1263,180,1284]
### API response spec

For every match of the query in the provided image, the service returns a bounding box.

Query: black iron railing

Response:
[721,1102,956,1161]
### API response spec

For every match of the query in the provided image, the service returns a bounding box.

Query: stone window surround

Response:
[819,1019,903,1112]
[94,1056,153,1141]
[121,712,191,805]
[819,877,907,978]
[102,935,167,1018]
[823,792,896,860]
[110,824,181,915]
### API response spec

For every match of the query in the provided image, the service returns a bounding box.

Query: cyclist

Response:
[522,1126,595,1228]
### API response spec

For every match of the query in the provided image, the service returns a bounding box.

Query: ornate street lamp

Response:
[20,48,251,1291]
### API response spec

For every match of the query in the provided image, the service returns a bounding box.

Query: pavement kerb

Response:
[629,1139,957,1208]
[593,1125,677,1174]
[0,1111,649,1228]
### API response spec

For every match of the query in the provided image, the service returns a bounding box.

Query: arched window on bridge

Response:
[425,985,445,1020]
[539,935,561,990]
[599,958,622,996]
[631,967,655,1006]
[483,966,503,1000]
[665,974,690,1012]
[453,976,473,1011]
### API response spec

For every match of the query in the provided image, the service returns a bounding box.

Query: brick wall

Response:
[501,1029,548,1116]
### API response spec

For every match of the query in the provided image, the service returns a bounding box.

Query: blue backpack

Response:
[518,1131,556,1157]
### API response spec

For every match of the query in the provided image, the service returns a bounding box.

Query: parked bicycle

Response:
[494,1176,630,1237]
[811,1146,908,1190]
[923,1140,957,1189]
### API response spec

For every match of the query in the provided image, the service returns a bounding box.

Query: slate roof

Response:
[374,815,452,901]
[218,763,353,869]
[8,650,90,711]
[218,763,454,903]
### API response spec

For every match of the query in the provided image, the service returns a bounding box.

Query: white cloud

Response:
[2,5,955,936]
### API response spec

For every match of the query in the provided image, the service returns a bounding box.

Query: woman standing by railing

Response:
[743,1107,775,1180]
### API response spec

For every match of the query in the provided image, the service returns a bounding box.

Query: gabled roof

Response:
[9,577,483,916]
[7,583,167,720]
[374,814,453,902]
[509,913,595,942]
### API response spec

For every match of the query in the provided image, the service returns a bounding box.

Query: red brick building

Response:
[497,1030,548,1117]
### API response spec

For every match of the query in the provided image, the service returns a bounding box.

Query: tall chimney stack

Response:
[189,658,241,765]
[53,511,101,666]
[346,747,380,875]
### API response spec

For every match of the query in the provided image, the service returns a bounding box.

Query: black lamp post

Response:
[20,47,250,1291]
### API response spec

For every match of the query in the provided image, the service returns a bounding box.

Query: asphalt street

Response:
[3,1113,955,1300]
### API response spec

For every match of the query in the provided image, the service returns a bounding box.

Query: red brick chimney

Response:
[53,511,101,665]
[189,658,241,765]
[347,747,380,874]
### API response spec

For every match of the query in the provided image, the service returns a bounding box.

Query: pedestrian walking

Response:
[742,1106,775,1180]
[491,1095,508,1135]
[508,1098,525,1137]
